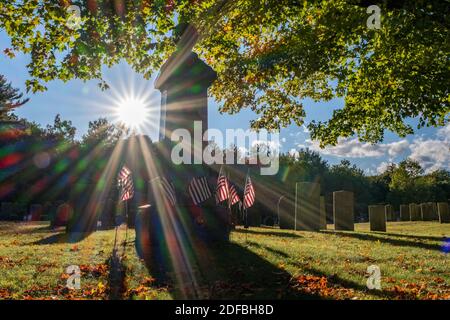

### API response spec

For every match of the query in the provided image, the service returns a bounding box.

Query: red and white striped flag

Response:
[118,166,134,201]
[188,176,212,206]
[243,175,255,209]
[229,183,240,206]
[215,167,229,204]
[154,177,177,206]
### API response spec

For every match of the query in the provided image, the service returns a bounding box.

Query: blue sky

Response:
[1,31,448,175]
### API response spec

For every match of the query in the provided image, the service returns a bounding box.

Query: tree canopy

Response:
[82,117,128,147]
[0,74,29,120]
[1,0,448,145]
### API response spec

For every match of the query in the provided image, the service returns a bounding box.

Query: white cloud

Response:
[302,124,310,133]
[251,139,281,154]
[408,125,450,173]
[376,161,391,174]
[237,146,248,156]
[300,138,409,159]
[290,123,450,173]
[288,148,299,158]
[437,123,450,140]
[386,140,410,159]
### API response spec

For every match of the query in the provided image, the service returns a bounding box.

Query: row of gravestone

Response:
[279,183,355,231]
[278,182,450,232]
[0,201,115,229]
[0,201,70,224]
[369,202,450,232]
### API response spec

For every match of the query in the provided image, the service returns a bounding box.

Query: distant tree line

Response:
[272,152,450,220]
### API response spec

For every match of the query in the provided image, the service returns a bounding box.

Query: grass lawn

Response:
[0,221,449,300]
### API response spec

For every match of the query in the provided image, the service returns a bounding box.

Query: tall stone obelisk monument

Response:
[155,23,217,153]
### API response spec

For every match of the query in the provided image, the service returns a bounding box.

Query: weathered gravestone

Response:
[66,183,107,232]
[399,204,410,221]
[278,194,295,230]
[49,201,63,226]
[29,204,43,221]
[420,203,434,221]
[14,203,27,220]
[333,190,354,231]
[409,203,421,221]
[99,198,115,228]
[0,202,13,220]
[319,196,327,230]
[431,202,439,220]
[246,201,263,227]
[295,182,320,231]
[369,205,386,232]
[42,202,52,221]
[437,202,449,223]
[385,204,394,221]
[52,203,73,227]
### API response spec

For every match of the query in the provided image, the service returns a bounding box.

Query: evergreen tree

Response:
[0,74,29,120]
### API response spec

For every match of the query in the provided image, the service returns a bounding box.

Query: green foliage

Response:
[0,74,29,120]
[45,114,77,143]
[1,1,448,145]
[82,117,128,147]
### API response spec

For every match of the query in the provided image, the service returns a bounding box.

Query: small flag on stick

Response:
[229,183,240,206]
[189,176,212,206]
[243,174,255,209]
[118,166,134,202]
[153,177,177,206]
[215,166,229,205]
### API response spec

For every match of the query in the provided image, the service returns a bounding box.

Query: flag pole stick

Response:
[245,207,248,244]
[122,199,129,258]
[226,171,232,230]
[244,170,249,243]
[113,174,121,257]
[112,215,119,256]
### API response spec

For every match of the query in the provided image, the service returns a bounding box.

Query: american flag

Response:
[229,183,240,206]
[243,175,255,209]
[215,167,229,205]
[188,176,212,206]
[118,166,134,201]
[153,177,177,206]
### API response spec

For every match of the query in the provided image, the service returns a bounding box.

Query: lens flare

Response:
[115,97,149,129]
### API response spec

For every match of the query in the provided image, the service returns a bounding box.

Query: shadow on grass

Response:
[233,228,302,239]
[33,231,93,244]
[136,238,319,300]
[298,264,399,299]
[107,250,127,300]
[246,240,290,259]
[382,232,446,242]
[322,230,443,252]
[0,222,54,234]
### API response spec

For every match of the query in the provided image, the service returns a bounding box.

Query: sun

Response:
[115,97,149,129]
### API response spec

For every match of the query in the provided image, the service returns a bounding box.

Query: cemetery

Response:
[0,1,449,302]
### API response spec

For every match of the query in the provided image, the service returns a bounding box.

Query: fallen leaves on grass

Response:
[0,288,13,299]
[125,277,167,300]
[291,275,355,299]
[20,283,108,300]
[36,262,57,273]
[0,256,14,268]
[79,264,109,277]
[384,277,397,284]
[386,281,450,300]
[0,256,27,268]
[141,276,156,286]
